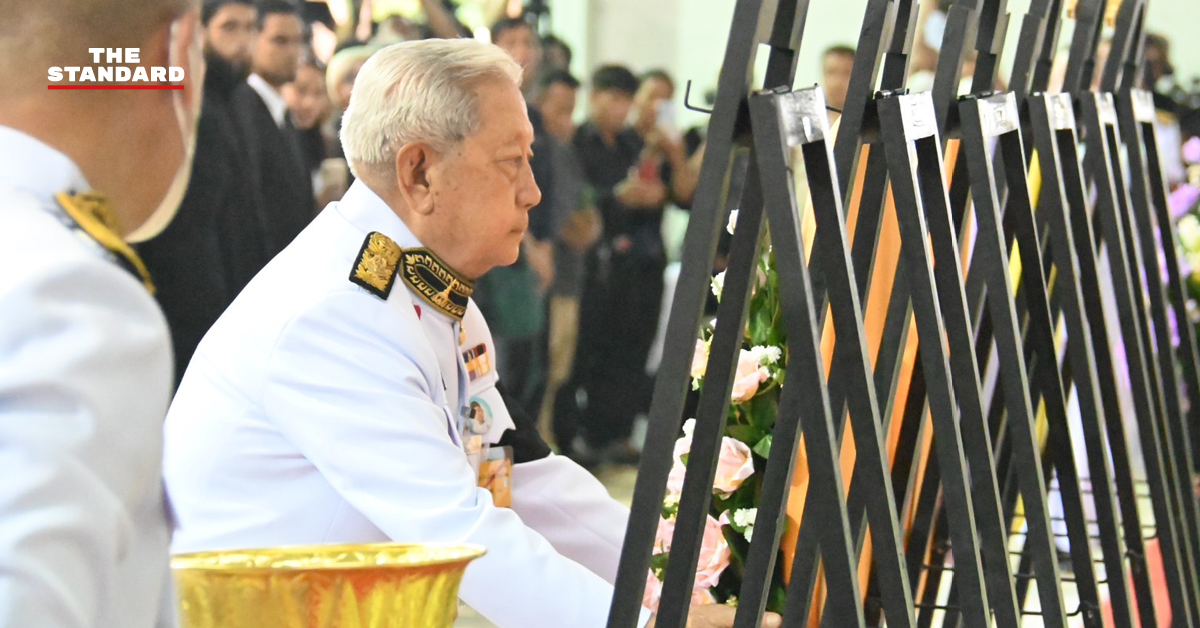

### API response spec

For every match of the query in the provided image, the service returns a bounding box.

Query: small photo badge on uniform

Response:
[478,446,513,508]
[463,396,492,436]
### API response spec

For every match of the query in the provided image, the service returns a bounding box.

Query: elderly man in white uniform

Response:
[163,39,767,628]
[0,0,204,626]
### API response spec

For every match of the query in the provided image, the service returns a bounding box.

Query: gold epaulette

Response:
[347,232,474,319]
[400,248,473,321]
[349,231,403,299]
[55,192,156,294]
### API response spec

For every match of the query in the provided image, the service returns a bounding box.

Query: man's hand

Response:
[646,606,783,628]
[616,177,668,209]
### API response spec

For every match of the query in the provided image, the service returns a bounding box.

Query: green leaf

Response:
[726,423,765,445]
[766,578,789,613]
[749,393,777,429]
[753,434,773,458]
[722,525,748,566]
[751,308,773,345]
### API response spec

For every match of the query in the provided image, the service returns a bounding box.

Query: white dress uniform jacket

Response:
[163,181,650,628]
[0,126,175,628]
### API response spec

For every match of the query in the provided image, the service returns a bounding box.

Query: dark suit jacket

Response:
[136,53,270,387]
[233,81,317,259]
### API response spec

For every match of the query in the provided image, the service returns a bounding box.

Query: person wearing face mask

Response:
[0,0,204,626]
[137,0,271,388]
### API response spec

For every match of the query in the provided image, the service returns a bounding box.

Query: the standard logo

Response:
[48,48,184,90]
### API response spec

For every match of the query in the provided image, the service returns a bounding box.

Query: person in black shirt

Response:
[474,15,559,419]
[234,0,315,258]
[568,65,696,462]
[136,0,270,387]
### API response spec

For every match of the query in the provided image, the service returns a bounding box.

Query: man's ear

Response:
[394,141,437,215]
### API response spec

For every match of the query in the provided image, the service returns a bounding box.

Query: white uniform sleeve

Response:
[0,260,171,628]
[511,455,631,585]
[261,292,626,628]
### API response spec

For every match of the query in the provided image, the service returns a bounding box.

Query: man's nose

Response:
[519,162,542,210]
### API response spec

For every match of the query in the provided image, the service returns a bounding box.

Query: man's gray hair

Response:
[340,38,523,184]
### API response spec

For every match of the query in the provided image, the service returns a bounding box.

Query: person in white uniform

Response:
[163,39,772,628]
[0,1,204,626]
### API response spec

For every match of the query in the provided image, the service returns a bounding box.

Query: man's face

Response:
[204,3,257,70]
[822,52,853,111]
[494,25,540,90]
[427,79,541,278]
[252,13,304,87]
[283,64,330,130]
[537,82,577,143]
[590,89,634,137]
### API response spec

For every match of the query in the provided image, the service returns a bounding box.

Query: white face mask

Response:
[126,15,205,243]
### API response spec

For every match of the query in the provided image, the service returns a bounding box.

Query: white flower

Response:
[681,418,696,437]
[726,209,739,235]
[732,508,758,528]
[734,508,757,543]
[1181,215,1200,251]
[747,345,782,366]
[711,271,725,300]
[721,508,758,543]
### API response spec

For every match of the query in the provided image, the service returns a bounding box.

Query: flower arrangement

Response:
[644,211,791,612]
[1172,138,1200,334]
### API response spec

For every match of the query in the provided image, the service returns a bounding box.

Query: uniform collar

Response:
[337,180,423,248]
[337,180,474,321]
[0,125,91,202]
[247,73,289,128]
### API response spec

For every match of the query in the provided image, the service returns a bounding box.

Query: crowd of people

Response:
[5,0,791,624]
[136,0,870,472]
[136,0,730,469]
[7,0,1195,626]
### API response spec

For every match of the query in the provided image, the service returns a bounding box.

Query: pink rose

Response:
[643,570,663,611]
[695,513,732,589]
[731,349,770,402]
[691,339,709,380]
[640,515,729,609]
[713,437,754,494]
[666,419,755,496]
[666,420,695,495]
[653,516,676,554]
[667,458,687,495]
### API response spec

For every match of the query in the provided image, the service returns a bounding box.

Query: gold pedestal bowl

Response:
[172,543,486,628]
